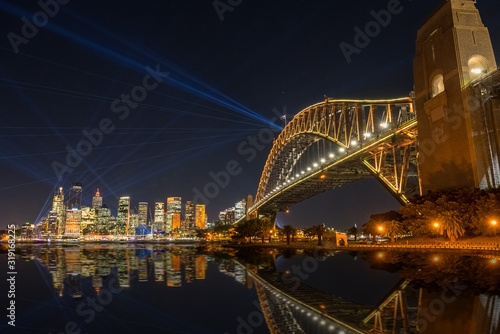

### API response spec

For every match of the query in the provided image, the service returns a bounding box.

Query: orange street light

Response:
[433,222,439,228]
[378,226,383,231]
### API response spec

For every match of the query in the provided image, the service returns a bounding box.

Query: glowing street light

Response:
[321,158,325,163]
[329,153,335,158]
[434,222,439,228]
[339,148,345,153]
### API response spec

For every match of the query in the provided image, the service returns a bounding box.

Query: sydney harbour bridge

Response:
[236,0,500,224]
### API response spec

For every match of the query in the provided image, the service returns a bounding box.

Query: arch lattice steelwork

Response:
[248,97,419,219]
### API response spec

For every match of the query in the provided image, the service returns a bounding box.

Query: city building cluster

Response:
[22,183,255,241]
[33,183,209,240]
[218,194,253,226]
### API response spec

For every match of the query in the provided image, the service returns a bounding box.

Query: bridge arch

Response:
[249,97,419,218]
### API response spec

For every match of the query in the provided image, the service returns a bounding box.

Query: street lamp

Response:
[492,221,498,247]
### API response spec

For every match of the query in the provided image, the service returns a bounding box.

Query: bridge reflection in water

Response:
[239,250,500,334]
[22,245,500,334]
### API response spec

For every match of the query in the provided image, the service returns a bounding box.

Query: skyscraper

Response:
[67,183,82,210]
[65,183,82,237]
[48,211,57,237]
[138,202,148,227]
[195,204,206,230]
[96,205,111,235]
[128,212,139,235]
[92,189,103,209]
[166,197,181,233]
[153,202,165,234]
[65,210,82,236]
[184,201,194,231]
[172,212,181,231]
[117,197,130,236]
[52,187,65,236]
[80,206,96,235]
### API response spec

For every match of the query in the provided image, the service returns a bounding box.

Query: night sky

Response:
[1,0,499,230]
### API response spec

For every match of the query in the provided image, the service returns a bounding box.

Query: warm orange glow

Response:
[377,253,384,258]
[492,221,497,226]
[378,226,383,231]
[433,222,439,228]
[491,259,497,264]
[320,174,326,179]
[433,256,439,262]
[286,209,289,213]
[320,304,326,309]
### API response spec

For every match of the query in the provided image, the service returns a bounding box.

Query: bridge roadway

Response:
[244,263,373,334]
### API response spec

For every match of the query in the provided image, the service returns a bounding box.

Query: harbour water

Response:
[1,244,499,334]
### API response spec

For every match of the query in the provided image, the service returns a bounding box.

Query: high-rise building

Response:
[80,207,96,235]
[96,205,111,235]
[218,211,226,225]
[48,211,57,237]
[128,212,139,235]
[235,200,245,220]
[92,188,103,209]
[52,187,65,236]
[153,202,165,234]
[138,202,148,227]
[67,183,82,210]
[65,210,82,236]
[172,212,181,231]
[184,201,194,231]
[166,197,181,233]
[117,197,130,236]
[195,204,206,229]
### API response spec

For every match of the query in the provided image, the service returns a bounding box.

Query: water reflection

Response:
[4,245,500,334]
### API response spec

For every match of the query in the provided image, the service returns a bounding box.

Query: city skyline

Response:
[1,0,500,231]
